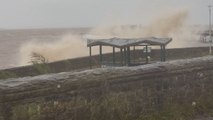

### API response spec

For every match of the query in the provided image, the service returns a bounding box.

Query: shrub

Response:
[30,52,51,74]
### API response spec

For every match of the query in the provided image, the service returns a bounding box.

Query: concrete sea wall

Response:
[0,56,213,120]
[0,46,209,78]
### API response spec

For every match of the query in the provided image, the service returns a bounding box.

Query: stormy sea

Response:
[0,28,90,69]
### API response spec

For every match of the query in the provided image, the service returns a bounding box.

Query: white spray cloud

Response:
[19,34,88,65]
[19,9,202,65]
[89,10,188,38]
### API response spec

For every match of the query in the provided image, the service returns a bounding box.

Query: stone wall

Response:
[0,47,209,78]
[0,56,213,120]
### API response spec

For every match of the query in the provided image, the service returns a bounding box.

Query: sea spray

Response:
[19,34,88,65]
[89,10,188,38]
[143,10,188,37]
[19,10,199,65]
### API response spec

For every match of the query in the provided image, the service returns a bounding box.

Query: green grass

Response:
[4,90,213,120]
[0,71,17,79]
[32,62,51,74]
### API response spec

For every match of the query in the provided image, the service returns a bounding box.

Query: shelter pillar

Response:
[163,45,166,61]
[113,47,115,65]
[124,47,127,65]
[127,46,131,66]
[133,46,136,64]
[160,45,163,61]
[145,45,148,64]
[89,46,92,69]
[120,48,123,66]
[99,45,102,65]
[160,45,166,62]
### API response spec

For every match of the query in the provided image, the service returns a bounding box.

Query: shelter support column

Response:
[100,45,102,66]
[160,45,166,62]
[133,46,136,64]
[146,45,148,64]
[120,48,123,66]
[89,46,92,69]
[160,45,163,61]
[127,46,131,66]
[113,47,115,65]
[124,47,127,65]
[163,45,166,61]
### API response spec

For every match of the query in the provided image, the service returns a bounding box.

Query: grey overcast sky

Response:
[0,0,212,29]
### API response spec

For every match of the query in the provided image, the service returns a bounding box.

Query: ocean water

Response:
[0,28,89,69]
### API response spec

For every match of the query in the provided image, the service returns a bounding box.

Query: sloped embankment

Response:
[0,56,213,120]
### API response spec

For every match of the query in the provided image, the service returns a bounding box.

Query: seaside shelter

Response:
[200,30,213,43]
[87,37,172,68]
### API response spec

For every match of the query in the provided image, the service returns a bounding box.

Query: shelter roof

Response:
[87,37,172,48]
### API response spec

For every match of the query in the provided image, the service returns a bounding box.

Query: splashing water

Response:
[19,10,203,66]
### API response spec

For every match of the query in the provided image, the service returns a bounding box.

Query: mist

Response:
[19,9,201,65]
[89,10,188,37]
[19,34,88,65]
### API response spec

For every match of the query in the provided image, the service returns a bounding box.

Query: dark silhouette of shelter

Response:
[87,37,172,68]
[200,30,213,42]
